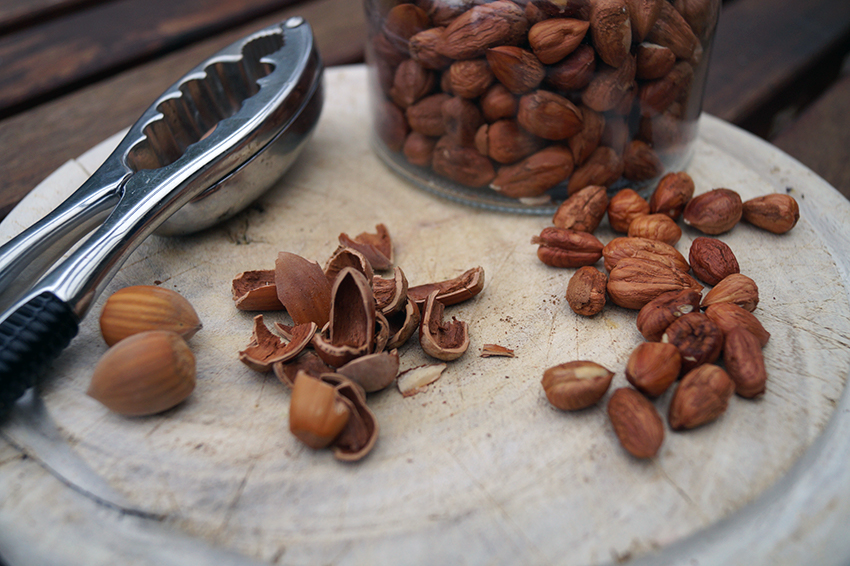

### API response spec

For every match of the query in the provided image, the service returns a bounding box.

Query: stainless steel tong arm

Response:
[0,17,322,419]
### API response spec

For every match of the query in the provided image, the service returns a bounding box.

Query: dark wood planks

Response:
[0,0,309,117]
[772,74,850,199]
[0,0,366,219]
[0,0,109,33]
[703,0,850,138]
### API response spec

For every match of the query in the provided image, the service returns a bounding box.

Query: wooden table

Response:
[1,0,849,220]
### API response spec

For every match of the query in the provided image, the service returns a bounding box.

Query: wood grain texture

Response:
[0,0,102,31]
[0,0,307,116]
[703,0,850,136]
[0,0,366,219]
[772,74,850,200]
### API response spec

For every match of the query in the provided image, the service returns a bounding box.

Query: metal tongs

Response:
[0,17,323,417]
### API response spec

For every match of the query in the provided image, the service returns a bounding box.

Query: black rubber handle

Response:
[0,292,78,419]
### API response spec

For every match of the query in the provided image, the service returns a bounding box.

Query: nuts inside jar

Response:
[367,0,720,205]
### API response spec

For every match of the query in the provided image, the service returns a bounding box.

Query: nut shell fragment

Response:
[239,316,316,373]
[419,290,470,361]
[339,224,394,270]
[275,252,332,327]
[232,270,284,311]
[311,268,377,367]
[338,350,400,393]
[328,375,379,461]
[373,266,409,315]
[398,363,448,396]
[408,266,485,308]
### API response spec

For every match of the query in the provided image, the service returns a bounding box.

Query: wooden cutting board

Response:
[1,65,850,566]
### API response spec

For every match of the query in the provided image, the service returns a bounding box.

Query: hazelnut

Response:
[607,387,665,459]
[668,364,735,430]
[701,273,759,312]
[289,372,351,449]
[688,236,740,286]
[742,193,800,234]
[100,285,202,347]
[566,266,608,316]
[542,360,614,410]
[661,312,723,374]
[608,188,650,233]
[627,213,682,245]
[87,330,196,416]
[626,341,682,396]
[682,188,743,235]
[649,171,694,219]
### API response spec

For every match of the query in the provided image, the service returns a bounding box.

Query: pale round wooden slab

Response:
[2,65,850,566]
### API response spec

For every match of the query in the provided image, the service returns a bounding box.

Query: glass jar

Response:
[364,0,721,213]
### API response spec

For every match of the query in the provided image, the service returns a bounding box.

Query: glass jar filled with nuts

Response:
[364,0,721,212]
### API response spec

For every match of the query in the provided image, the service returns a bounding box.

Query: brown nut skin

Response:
[636,288,702,341]
[704,303,770,347]
[688,236,740,286]
[607,387,665,459]
[486,46,545,94]
[567,146,624,195]
[622,139,663,182]
[589,0,632,68]
[491,145,575,198]
[607,257,702,310]
[566,266,607,316]
[542,360,614,410]
[701,273,759,312]
[546,43,597,92]
[532,227,604,268]
[608,188,651,233]
[661,312,723,374]
[568,107,605,166]
[742,193,800,234]
[626,342,682,396]
[668,364,735,430]
[448,59,495,99]
[432,136,496,188]
[528,17,590,64]
[723,326,768,398]
[603,236,690,272]
[403,132,437,167]
[518,90,584,141]
[553,185,609,233]
[436,0,529,60]
[682,188,743,235]
[635,42,676,80]
[481,83,518,122]
[649,171,695,219]
[628,213,682,245]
